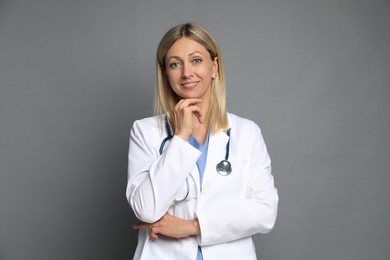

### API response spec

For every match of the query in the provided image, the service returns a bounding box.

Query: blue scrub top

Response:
[188,133,210,260]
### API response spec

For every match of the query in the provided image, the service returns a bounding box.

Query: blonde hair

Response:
[155,23,228,134]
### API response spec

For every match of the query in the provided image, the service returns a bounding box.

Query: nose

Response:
[181,63,192,78]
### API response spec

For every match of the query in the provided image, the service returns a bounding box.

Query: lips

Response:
[181,81,199,89]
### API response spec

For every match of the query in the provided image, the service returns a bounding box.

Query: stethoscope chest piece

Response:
[160,117,233,177]
[216,160,232,176]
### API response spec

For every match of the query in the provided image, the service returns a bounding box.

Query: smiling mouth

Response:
[181,82,199,88]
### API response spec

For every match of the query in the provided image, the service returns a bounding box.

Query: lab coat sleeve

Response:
[126,119,201,223]
[196,122,278,246]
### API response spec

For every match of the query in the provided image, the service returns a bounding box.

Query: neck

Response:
[199,91,212,121]
[196,96,211,126]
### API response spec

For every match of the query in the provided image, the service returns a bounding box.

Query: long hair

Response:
[155,23,228,134]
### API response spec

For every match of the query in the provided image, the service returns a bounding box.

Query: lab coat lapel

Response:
[200,130,230,189]
[189,163,201,196]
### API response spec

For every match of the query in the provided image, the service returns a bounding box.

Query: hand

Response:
[171,99,203,140]
[132,213,200,240]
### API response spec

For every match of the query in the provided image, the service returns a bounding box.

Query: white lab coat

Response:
[126,113,278,260]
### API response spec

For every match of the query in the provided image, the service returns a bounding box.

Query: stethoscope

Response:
[159,117,232,175]
[159,117,232,204]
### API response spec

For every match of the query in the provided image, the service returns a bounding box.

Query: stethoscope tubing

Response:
[158,116,232,204]
[159,116,232,175]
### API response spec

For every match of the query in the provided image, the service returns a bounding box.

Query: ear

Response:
[212,57,218,78]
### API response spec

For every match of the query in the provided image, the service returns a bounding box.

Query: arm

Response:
[126,119,201,223]
[127,99,204,223]
[196,122,279,246]
[132,213,200,240]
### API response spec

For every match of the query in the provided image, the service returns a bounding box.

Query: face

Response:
[164,37,218,102]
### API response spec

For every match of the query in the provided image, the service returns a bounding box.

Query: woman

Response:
[126,23,278,260]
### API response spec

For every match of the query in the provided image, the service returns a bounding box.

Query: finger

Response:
[173,104,202,121]
[150,226,160,240]
[185,105,204,124]
[158,234,176,240]
[132,223,149,229]
[150,232,159,240]
[193,110,204,124]
[175,98,202,109]
[178,98,202,105]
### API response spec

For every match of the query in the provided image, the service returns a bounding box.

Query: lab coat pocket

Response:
[207,158,250,201]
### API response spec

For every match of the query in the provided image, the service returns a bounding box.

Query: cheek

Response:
[202,64,215,78]
[166,72,179,86]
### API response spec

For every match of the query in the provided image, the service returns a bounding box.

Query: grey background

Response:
[1,0,389,259]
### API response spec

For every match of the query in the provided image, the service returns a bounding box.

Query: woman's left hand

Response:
[132,213,200,240]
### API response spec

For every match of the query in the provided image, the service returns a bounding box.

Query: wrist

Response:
[191,219,200,236]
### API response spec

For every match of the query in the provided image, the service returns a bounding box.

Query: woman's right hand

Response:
[171,98,203,141]
[132,213,200,240]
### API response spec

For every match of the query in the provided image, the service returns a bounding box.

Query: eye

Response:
[193,58,202,64]
[169,62,181,68]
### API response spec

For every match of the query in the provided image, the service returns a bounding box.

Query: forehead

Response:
[166,37,208,58]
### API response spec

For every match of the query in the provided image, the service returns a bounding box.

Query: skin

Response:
[166,37,218,144]
[132,213,200,240]
[132,37,218,240]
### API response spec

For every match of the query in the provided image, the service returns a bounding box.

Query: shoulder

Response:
[227,112,261,132]
[227,113,269,155]
[132,115,161,129]
[130,115,164,139]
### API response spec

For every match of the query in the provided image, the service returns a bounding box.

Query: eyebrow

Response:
[167,51,205,62]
